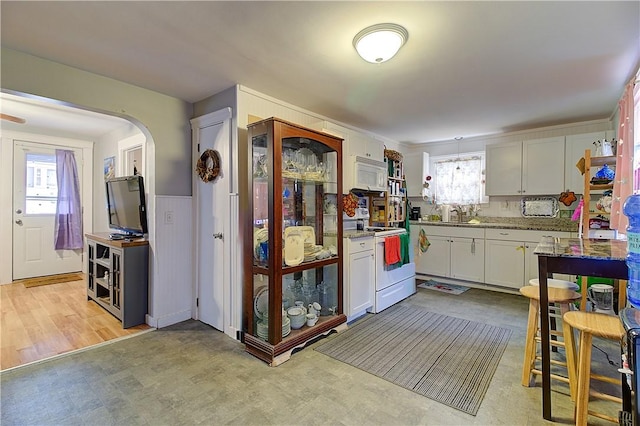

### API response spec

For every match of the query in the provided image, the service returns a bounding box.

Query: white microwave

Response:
[344,156,387,192]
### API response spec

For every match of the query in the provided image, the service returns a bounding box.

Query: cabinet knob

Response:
[213,232,223,240]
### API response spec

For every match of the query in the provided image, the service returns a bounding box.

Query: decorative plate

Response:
[253,286,268,320]
[253,227,268,247]
[297,226,316,245]
[284,233,304,266]
[284,226,315,245]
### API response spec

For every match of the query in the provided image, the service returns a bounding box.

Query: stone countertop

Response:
[534,237,626,261]
[342,217,577,238]
[409,217,578,233]
[343,230,376,239]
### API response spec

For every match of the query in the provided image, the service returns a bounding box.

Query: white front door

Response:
[13,141,83,279]
[194,115,231,332]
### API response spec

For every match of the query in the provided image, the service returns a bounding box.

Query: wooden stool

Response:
[562,311,625,425]
[529,278,580,291]
[520,285,581,388]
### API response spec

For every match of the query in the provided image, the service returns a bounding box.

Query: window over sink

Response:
[431,151,488,205]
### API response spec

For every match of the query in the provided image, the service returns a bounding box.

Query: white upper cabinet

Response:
[320,121,384,163]
[486,137,565,196]
[564,130,616,193]
[347,132,384,162]
[405,152,430,197]
[522,136,565,195]
[486,141,522,195]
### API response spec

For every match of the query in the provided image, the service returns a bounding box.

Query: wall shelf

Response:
[580,149,616,238]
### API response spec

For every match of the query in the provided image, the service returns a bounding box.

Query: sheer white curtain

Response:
[434,156,483,205]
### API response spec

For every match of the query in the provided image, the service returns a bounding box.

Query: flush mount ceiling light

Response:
[353,23,408,63]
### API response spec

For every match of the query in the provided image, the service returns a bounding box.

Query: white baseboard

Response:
[146,309,192,329]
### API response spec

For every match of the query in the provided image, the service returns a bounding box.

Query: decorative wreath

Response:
[196,149,221,183]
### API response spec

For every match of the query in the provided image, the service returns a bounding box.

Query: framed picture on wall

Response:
[104,156,115,180]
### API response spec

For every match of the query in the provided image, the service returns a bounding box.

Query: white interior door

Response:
[13,141,83,279]
[194,117,230,332]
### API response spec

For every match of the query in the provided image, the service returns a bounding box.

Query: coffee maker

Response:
[410,206,421,220]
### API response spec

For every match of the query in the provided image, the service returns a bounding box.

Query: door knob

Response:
[213,232,223,240]
[15,209,22,214]
[15,219,23,225]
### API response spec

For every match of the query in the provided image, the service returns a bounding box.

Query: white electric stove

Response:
[368,227,416,313]
[343,208,416,313]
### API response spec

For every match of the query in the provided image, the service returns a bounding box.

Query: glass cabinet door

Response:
[245,118,345,363]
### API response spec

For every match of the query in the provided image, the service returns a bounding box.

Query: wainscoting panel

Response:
[148,195,193,328]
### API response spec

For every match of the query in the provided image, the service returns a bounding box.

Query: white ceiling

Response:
[0,92,133,140]
[1,1,639,144]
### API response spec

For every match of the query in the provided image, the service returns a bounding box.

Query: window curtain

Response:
[54,149,83,249]
[610,77,637,233]
[435,157,482,205]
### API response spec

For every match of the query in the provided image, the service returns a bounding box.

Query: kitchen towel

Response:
[400,233,410,265]
[384,235,401,266]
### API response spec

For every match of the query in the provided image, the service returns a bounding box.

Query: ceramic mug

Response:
[306,313,318,327]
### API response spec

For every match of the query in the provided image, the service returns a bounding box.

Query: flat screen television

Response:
[105,175,148,237]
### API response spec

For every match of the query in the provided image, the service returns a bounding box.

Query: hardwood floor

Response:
[0,276,150,370]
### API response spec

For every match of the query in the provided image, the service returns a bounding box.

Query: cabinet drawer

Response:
[485,228,571,242]
[420,225,484,239]
[348,237,374,253]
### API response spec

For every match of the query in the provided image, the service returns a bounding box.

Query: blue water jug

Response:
[624,194,640,308]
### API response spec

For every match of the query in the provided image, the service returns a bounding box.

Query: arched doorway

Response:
[1,91,150,283]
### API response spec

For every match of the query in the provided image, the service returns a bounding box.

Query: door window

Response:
[25,153,57,214]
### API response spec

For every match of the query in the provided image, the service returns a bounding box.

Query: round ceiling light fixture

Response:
[353,23,409,63]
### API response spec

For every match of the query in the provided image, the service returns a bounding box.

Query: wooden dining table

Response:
[534,237,629,421]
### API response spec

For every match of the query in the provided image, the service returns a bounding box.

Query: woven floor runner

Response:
[315,304,511,415]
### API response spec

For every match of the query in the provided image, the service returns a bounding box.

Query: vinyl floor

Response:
[0,286,623,425]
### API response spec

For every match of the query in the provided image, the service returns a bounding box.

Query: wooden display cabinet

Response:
[244,117,347,366]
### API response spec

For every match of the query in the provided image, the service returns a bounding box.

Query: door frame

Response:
[0,131,93,283]
[118,133,146,177]
[191,107,239,340]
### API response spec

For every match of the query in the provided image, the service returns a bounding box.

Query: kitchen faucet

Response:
[452,205,465,222]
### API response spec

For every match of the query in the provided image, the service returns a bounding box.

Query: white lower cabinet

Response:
[414,233,450,277]
[485,238,525,289]
[411,225,484,282]
[450,237,485,282]
[485,229,572,289]
[343,236,374,321]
